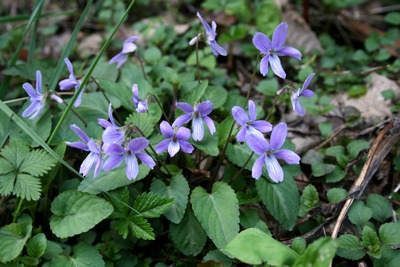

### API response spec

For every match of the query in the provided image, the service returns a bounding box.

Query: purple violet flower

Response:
[155,121,194,157]
[103,137,155,180]
[22,70,63,120]
[291,73,315,116]
[59,58,83,107]
[65,124,103,177]
[253,22,302,79]
[109,36,140,68]
[172,101,216,141]
[98,103,125,146]
[189,12,227,57]
[246,122,300,183]
[232,100,273,142]
[131,84,148,113]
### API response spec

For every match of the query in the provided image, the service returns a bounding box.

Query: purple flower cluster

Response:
[232,101,300,183]
[66,102,155,179]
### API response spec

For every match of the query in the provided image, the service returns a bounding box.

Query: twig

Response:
[331,118,400,239]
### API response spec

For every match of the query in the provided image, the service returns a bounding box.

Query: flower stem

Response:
[195,38,200,83]
[12,198,24,223]
[230,151,254,184]
[136,55,148,81]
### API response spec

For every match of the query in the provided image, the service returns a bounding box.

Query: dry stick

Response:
[331,118,400,239]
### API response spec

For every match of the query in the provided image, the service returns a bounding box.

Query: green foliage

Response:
[44,242,104,267]
[191,182,240,249]
[78,165,150,194]
[150,174,190,223]
[347,140,370,159]
[256,176,300,230]
[291,237,307,255]
[379,223,400,246]
[50,190,114,238]
[132,192,174,218]
[362,226,382,258]
[348,200,373,225]
[0,222,32,263]
[300,184,319,215]
[0,140,57,201]
[366,194,393,222]
[26,233,47,258]
[293,237,336,267]
[223,228,299,265]
[326,188,347,204]
[336,234,366,260]
[170,207,207,256]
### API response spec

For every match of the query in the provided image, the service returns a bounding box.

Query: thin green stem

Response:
[230,151,254,184]
[136,55,148,81]
[91,78,112,103]
[12,198,24,223]
[152,94,170,123]
[195,38,200,83]
[3,97,29,104]
[60,99,88,127]
[28,1,42,63]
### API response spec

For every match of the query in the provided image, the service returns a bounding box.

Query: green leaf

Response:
[379,223,400,246]
[42,240,63,260]
[366,194,392,222]
[150,174,190,223]
[125,112,156,138]
[203,86,228,109]
[78,164,150,194]
[293,237,336,267]
[26,233,47,258]
[300,184,319,213]
[256,176,300,230]
[126,214,154,240]
[203,250,233,267]
[385,12,400,25]
[348,84,367,97]
[190,129,219,156]
[348,200,373,225]
[223,228,299,265]
[0,222,32,263]
[20,149,57,177]
[170,207,207,256]
[373,246,400,267]
[144,46,162,64]
[181,80,208,105]
[291,237,307,255]
[347,140,370,160]
[255,79,278,96]
[325,166,347,183]
[325,145,349,167]
[97,79,133,111]
[362,226,382,258]
[47,242,104,267]
[318,121,333,139]
[326,188,347,204]
[336,234,366,260]
[133,192,174,218]
[365,31,380,52]
[50,190,114,238]
[187,49,216,70]
[191,182,240,249]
